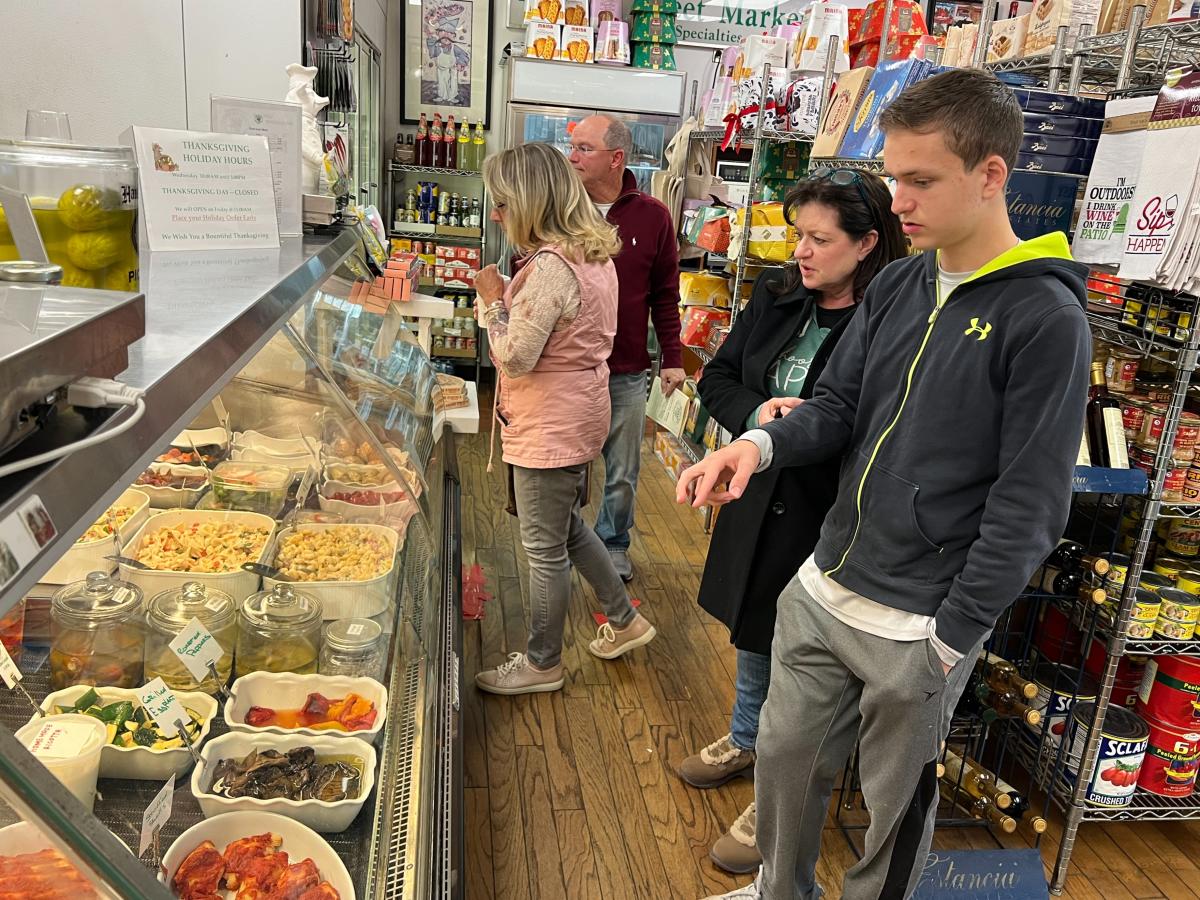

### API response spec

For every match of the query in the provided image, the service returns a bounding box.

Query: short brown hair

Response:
[879,68,1022,173]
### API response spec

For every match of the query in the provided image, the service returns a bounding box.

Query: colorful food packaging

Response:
[701,75,735,125]
[813,66,874,157]
[729,202,797,262]
[738,33,788,73]
[525,0,565,24]
[591,0,621,26]
[564,0,589,26]
[793,2,850,73]
[986,13,1029,61]
[630,0,678,11]
[561,24,596,61]
[633,42,676,69]
[680,306,731,348]
[631,12,678,42]
[679,271,732,308]
[1024,0,1102,55]
[526,22,562,58]
[596,20,631,64]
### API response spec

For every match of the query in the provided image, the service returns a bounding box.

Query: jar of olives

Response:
[319,618,386,681]
[50,572,144,690]
[235,583,323,678]
[144,581,237,694]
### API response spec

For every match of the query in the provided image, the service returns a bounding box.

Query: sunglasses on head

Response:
[808,167,874,214]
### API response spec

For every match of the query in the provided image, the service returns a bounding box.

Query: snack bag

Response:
[596,20,632,63]
[561,25,596,61]
[564,0,589,25]
[525,0,565,24]
[526,22,562,58]
[592,0,621,26]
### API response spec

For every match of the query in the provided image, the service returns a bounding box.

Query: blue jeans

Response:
[730,648,772,751]
[595,371,648,552]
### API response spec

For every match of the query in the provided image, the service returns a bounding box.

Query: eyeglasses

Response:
[569,144,616,156]
[493,202,507,212]
[807,167,877,228]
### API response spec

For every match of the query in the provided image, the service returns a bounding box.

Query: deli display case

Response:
[0,231,464,900]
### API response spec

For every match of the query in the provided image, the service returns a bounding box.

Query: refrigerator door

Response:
[609,112,678,191]
[507,104,594,159]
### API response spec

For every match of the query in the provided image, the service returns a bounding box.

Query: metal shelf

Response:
[1081,790,1200,821]
[1084,312,1190,367]
[810,157,885,173]
[685,345,714,365]
[689,128,728,142]
[390,226,483,243]
[391,164,481,178]
[689,128,815,144]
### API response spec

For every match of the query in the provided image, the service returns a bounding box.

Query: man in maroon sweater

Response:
[569,115,684,582]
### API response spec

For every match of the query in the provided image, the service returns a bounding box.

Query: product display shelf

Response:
[389,226,483,243]
[686,344,714,365]
[1083,310,1189,367]
[391,163,481,178]
[808,157,886,174]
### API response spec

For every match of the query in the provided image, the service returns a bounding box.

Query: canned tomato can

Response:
[1139,403,1169,445]
[1166,462,1191,503]
[1158,588,1200,623]
[1122,398,1148,440]
[1185,469,1200,505]
[1065,704,1150,807]
[1085,637,1151,684]
[1032,663,1099,746]
[1168,519,1200,559]
[1138,714,1200,797]
[1176,412,1200,463]
[1107,349,1141,393]
[1036,603,1083,665]
[1137,656,1200,727]
[1155,557,1190,582]
[1154,614,1198,641]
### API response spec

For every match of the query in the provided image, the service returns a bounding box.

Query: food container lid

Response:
[52,571,142,624]
[240,582,323,630]
[146,581,237,633]
[324,618,383,653]
[212,461,292,490]
[0,138,136,170]
[0,261,62,284]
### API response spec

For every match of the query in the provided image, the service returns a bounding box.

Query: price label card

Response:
[168,617,224,682]
[139,775,175,857]
[138,678,189,737]
[26,720,94,759]
[0,640,21,689]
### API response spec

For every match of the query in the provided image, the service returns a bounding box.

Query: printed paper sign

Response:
[168,617,224,682]
[210,96,303,237]
[123,125,281,252]
[0,641,20,689]
[138,677,189,737]
[139,775,175,857]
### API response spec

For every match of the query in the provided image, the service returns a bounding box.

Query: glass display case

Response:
[0,232,464,899]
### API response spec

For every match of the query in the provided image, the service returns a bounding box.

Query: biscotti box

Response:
[526,22,562,58]
[1023,112,1104,138]
[1020,133,1099,158]
[1013,88,1105,118]
[1014,151,1091,176]
[1023,0,1102,55]
[525,0,566,24]
[561,25,595,61]
[986,14,1028,62]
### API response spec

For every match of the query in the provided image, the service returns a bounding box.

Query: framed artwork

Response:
[403,0,493,127]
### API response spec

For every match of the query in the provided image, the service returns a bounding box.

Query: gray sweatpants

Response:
[755,577,985,900]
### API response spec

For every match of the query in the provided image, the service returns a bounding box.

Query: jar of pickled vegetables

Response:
[50,572,144,690]
[144,581,237,694]
[319,618,386,681]
[235,583,323,678]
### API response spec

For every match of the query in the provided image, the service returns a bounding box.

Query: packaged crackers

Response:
[561,25,595,61]
[525,0,565,25]
[526,22,562,58]
[564,0,589,26]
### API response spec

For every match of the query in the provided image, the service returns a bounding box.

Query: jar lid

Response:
[240,582,322,630]
[0,261,62,284]
[0,138,136,170]
[146,581,236,633]
[52,571,142,623]
[324,618,383,653]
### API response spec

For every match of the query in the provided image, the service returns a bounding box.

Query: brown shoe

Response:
[678,734,755,788]
[475,652,564,695]
[588,613,656,659]
[710,802,761,874]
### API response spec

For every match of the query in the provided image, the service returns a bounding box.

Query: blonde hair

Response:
[483,143,621,264]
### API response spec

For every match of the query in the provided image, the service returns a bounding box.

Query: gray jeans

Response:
[755,578,985,900]
[512,463,635,669]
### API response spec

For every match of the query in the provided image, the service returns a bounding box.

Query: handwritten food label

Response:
[26,720,93,759]
[138,775,175,857]
[138,678,189,737]
[0,640,21,688]
[169,617,224,681]
[347,622,365,637]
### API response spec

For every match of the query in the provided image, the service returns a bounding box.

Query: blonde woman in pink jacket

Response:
[474,142,657,696]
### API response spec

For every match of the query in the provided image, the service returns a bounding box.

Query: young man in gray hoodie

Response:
[679,69,1091,900]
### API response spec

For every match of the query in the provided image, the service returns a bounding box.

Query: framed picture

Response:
[403,0,493,127]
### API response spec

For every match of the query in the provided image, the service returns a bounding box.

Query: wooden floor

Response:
[457,424,1200,900]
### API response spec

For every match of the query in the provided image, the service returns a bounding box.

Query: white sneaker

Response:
[702,870,762,900]
[475,652,564,695]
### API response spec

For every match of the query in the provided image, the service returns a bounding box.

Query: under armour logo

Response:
[964,318,992,342]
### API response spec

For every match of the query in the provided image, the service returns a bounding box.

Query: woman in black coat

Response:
[678,170,906,874]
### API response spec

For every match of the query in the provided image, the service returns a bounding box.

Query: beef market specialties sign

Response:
[677,0,868,47]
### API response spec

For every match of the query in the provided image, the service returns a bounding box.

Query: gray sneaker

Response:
[702,870,762,899]
[608,548,634,583]
[710,802,761,874]
[475,652,564,695]
[678,734,755,788]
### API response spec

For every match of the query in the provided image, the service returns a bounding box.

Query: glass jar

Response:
[319,618,386,681]
[235,583,323,678]
[50,572,143,690]
[144,581,237,694]
[0,597,25,667]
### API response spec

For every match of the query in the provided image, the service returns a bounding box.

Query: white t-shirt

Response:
[595,202,614,218]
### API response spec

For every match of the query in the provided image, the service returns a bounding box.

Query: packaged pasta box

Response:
[564,0,589,26]
[525,0,565,25]
[631,12,678,43]
[596,20,631,64]
[526,22,562,58]
[561,25,596,62]
[633,42,676,69]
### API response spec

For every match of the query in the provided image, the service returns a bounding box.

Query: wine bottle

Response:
[1080,581,1107,606]
[976,652,1038,701]
[941,750,1012,809]
[1047,540,1111,577]
[956,687,999,724]
[993,773,1048,834]
[979,688,1043,727]
[938,782,1018,833]
[445,115,458,170]
[1030,566,1083,596]
[1085,362,1130,468]
[415,113,431,167]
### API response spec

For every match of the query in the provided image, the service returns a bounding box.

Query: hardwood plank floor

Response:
[458,419,1200,899]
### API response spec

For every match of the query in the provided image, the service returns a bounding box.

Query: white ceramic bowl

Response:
[190,731,376,833]
[160,811,355,899]
[171,426,230,451]
[118,509,276,603]
[43,488,151,584]
[134,463,209,509]
[263,523,399,620]
[0,821,57,855]
[234,430,317,456]
[224,672,387,746]
[34,684,218,781]
[316,484,415,533]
